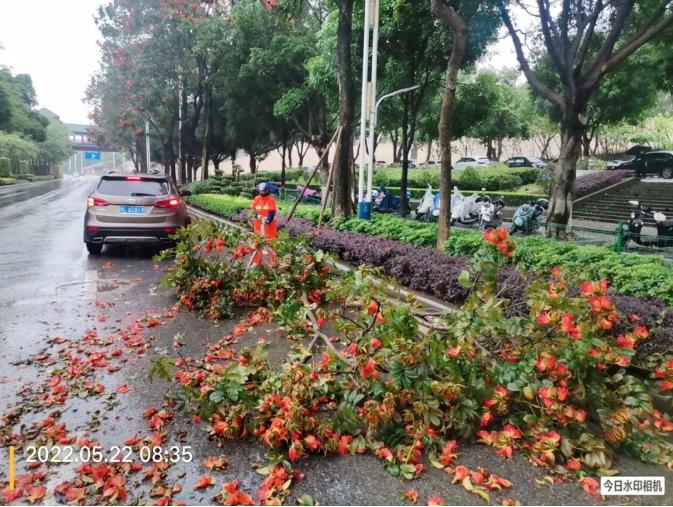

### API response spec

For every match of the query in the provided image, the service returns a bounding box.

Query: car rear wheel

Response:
[86,242,103,255]
[662,167,673,179]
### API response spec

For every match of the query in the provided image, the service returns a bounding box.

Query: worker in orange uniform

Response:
[251,182,277,241]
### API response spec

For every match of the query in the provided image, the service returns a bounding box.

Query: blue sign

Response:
[85,151,101,161]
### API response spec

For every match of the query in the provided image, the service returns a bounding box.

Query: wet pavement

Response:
[0,177,672,505]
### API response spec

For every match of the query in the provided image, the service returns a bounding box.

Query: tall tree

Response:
[332,0,355,217]
[431,0,500,247]
[498,0,673,236]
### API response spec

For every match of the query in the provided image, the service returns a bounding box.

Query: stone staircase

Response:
[573,178,673,225]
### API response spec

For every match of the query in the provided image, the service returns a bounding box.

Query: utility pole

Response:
[145,119,151,173]
[357,0,380,219]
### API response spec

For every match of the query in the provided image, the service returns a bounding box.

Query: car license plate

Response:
[120,206,144,214]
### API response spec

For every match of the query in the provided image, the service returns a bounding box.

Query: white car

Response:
[453,156,491,170]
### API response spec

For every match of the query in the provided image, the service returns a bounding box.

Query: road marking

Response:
[9,446,14,490]
[84,270,98,299]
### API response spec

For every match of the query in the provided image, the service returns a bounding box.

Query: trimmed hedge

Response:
[445,230,673,305]
[0,158,10,178]
[372,165,540,191]
[333,214,437,247]
[190,193,673,305]
[0,177,16,186]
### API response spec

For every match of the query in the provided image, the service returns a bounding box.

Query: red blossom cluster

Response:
[477,424,522,459]
[483,228,515,258]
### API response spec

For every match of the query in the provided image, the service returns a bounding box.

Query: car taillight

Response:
[87,196,109,208]
[126,176,142,181]
[154,198,181,209]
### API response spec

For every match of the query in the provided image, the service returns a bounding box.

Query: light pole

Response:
[357,0,380,219]
[145,119,151,173]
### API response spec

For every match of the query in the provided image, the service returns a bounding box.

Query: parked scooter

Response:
[450,187,485,226]
[415,185,440,221]
[373,185,411,213]
[295,185,321,204]
[625,200,673,248]
[509,199,549,235]
[479,195,505,230]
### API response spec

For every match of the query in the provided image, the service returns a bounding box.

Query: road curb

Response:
[0,178,68,207]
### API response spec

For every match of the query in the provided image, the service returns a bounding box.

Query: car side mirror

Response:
[180,190,192,197]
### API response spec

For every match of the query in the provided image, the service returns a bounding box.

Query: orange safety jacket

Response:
[251,194,277,240]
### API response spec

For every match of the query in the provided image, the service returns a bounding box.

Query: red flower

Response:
[370,338,382,350]
[361,358,380,380]
[427,496,444,506]
[580,477,599,497]
[616,335,635,349]
[550,267,561,277]
[536,312,551,325]
[404,489,419,504]
[447,347,461,358]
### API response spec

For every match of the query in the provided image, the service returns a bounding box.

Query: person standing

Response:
[251,182,277,240]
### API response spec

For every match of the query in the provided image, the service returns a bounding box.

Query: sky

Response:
[0,1,519,127]
[0,0,104,125]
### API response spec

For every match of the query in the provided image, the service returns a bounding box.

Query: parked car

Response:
[454,156,490,170]
[613,151,673,179]
[506,156,546,168]
[625,145,654,157]
[83,172,191,255]
[375,160,387,167]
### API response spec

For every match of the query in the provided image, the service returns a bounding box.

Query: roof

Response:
[64,123,95,134]
[103,171,169,180]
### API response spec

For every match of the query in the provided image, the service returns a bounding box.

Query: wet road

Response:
[0,179,672,505]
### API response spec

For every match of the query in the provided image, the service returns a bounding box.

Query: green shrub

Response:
[0,158,10,178]
[0,177,16,185]
[457,167,483,190]
[480,173,523,191]
[333,214,437,247]
[445,232,673,305]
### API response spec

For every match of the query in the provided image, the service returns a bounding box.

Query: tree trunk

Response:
[179,78,188,185]
[547,118,581,238]
[496,137,503,161]
[281,145,287,185]
[200,85,213,180]
[288,143,293,168]
[431,0,467,248]
[249,153,257,174]
[425,139,432,163]
[392,130,399,163]
[332,0,355,218]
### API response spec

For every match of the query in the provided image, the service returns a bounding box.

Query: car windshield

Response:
[97,178,170,197]
[458,158,474,162]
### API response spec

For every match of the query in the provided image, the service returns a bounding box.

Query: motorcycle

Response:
[450,187,485,226]
[625,200,673,248]
[295,184,321,204]
[479,195,505,230]
[373,185,411,213]
[510,199,549,235]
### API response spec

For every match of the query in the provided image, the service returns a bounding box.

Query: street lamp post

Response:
[357,0,418,219]
[145,119,151,173]
[367,85,420,201]
[357,0,380,219]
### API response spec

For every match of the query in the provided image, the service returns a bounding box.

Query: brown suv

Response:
[83,172,190,254]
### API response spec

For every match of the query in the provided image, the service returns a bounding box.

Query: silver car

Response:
[83,172,190,254]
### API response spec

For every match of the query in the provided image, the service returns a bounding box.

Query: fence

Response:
[0,157,54,178]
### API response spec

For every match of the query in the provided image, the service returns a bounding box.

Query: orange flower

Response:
[404,489,420,504]
[427,496,444,506]
[580,477,599,497]
[194,475,215,489]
